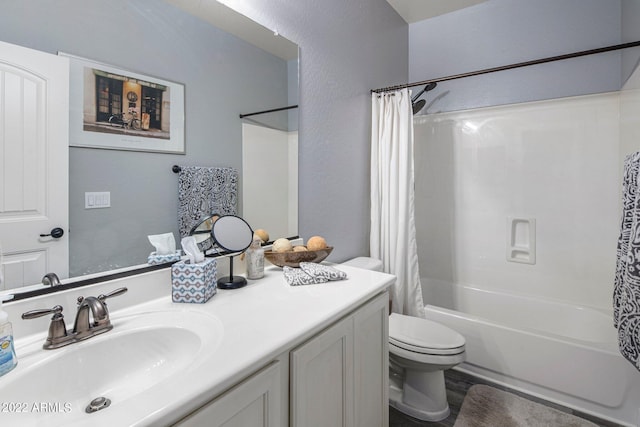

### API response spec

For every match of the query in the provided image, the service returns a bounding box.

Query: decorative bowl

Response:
[264,247,333,268]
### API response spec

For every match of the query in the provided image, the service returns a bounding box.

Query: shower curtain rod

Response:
[371,40,640,94]
[239,104,298,119]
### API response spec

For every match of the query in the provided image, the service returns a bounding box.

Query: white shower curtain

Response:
[370,89,426,317]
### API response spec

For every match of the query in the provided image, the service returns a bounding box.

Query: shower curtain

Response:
[370,89,426,317]
[614,151,640,372]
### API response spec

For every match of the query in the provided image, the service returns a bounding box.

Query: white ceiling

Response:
[386,0,488,23]
[165,0,298,60]
[166,0,485,59]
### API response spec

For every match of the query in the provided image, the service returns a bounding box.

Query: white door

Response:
[0,41,69,290]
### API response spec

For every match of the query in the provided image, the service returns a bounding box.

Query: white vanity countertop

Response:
[2,264,395,427]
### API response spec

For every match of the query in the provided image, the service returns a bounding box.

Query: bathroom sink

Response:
[0,309,224,426]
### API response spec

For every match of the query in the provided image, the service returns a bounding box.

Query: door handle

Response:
[40,227,64,239]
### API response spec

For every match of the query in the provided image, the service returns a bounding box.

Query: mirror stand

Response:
[217,255,247,289]
[208,214,254,290]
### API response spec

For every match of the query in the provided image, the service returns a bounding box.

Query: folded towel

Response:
[284,262,347,286]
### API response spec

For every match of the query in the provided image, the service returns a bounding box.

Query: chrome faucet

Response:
[42,272,61,287]
[22,287,128,350]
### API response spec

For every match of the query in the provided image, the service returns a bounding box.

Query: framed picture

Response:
[59,52,185,154]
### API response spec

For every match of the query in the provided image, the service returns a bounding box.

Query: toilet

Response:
[342,257,466,422]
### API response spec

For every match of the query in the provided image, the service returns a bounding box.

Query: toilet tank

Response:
[341,257,383,272]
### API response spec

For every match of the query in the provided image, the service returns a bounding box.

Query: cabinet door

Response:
[175,361,281,427]
[354,292,389,427]
[290,316,354,427]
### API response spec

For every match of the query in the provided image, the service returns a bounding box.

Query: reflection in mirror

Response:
[241,107,298,240]
[211,215,254,290]
[0,0,298,296]
[189,214,220,248]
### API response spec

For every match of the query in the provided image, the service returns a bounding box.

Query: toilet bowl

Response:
[341,257,466,422]
[388,313,465,421]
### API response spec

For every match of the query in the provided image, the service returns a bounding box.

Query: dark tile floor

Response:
[389,369,623,427]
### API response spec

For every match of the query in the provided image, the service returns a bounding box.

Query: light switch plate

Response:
[85,192,110,209]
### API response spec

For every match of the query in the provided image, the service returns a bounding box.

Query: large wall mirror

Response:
[0,0,298,295]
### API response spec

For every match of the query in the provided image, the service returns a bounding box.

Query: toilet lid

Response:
[389,313,465,355]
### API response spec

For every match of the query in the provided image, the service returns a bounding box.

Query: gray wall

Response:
[229,0,409,262]
[0,0,408,272]
[623,0,640,83]
[408,0,623,113]
[0,0,290,275]
[4,0,629,274]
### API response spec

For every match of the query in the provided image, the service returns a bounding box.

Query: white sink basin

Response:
[0,309,223,426]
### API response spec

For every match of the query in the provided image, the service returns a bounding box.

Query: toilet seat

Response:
[389,313,465,355]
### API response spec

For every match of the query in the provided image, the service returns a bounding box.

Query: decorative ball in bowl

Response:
[264,246,333,268]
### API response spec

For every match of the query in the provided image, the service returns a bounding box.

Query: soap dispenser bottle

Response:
[246,236,265,280]
[0,296,17,377]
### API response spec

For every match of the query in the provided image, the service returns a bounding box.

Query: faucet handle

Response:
[98,287,128,302]
[22,305,70,349]
[22,305,64,320]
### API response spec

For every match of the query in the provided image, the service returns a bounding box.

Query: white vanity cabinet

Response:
[290,291,389,427]
[174,290,389,427]
[4,263,394,427]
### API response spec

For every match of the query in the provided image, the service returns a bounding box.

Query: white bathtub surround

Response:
[371,89,425,317]
[614,151,640,372]
[242,123,298,240]
[414,92,621,310]
[414,78,640,426]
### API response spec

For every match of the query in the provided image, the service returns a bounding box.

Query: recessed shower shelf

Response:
[506,217,536,265]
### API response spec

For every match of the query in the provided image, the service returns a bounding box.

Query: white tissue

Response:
[181,236,205,264]
[148,233,176,255]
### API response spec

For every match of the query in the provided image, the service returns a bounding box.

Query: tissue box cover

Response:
[171,258,217,303]
[148,251,182,265]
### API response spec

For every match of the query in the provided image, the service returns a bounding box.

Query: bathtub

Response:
[422,282,640,426]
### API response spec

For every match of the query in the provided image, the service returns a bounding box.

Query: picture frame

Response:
[59,52,185,154]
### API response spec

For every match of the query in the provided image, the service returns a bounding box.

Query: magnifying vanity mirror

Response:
[189,214,221,252]
[0,1,299,299]
[210,215,254,289]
